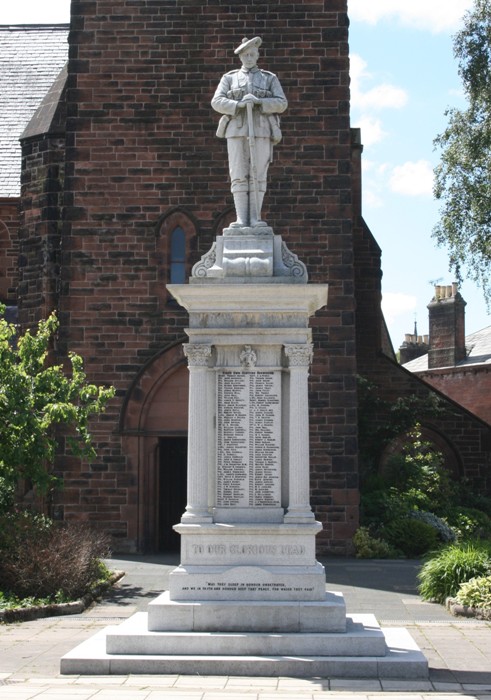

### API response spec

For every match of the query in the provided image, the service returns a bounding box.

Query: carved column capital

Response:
[183,344,212,367]
[284,343,313,367]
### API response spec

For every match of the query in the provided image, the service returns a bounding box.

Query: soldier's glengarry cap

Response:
[234,36,262,55]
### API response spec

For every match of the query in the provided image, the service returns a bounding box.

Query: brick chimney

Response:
[428,283,466,368]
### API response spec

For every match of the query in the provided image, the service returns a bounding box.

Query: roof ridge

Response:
[0,24,69,30]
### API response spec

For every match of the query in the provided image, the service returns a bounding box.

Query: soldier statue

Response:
[212,37,287,228]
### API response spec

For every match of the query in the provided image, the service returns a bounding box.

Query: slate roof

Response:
[403,324,491,372]
[0,24,68,197]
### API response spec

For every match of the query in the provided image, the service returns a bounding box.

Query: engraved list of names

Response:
[216,370,281,508]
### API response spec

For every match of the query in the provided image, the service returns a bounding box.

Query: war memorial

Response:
[61,37,428,679]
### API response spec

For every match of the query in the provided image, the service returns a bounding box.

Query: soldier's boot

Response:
[230,192,249,228]
[250,191,267,227]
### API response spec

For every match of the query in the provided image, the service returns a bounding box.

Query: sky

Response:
[1,0,489,349]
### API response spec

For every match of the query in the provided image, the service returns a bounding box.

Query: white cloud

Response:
[348,0,473,33]
[351,54,408,148]
[382,292,417,325]
[0,0,70,23]
[351,54,408,112]
[359,83,408,111]
[389,160,434,196]
[356,116,386,146]
[363,189,384,209]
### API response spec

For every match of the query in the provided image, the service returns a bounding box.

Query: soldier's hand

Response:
[239,94,262,107]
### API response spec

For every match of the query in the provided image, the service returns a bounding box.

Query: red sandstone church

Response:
[1,2,490,555]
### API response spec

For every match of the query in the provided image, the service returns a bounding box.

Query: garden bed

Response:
[0,570,124,623]
[446,597,491,621]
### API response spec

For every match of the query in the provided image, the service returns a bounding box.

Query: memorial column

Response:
[182,343,213,522]
[283,343,315,522]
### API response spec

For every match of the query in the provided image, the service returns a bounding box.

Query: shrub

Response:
[353,527,398,559]
[459,489,491,518]
[0,308,115,501]
[418,541,491,603]
[410,510,456,543]
[384,517,440,558]
[455,575,491,609]
[445,507,491,540]
[360,488,412,527]
[0,510,111,600]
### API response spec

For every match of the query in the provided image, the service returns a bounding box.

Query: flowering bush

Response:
[410,510,456,542]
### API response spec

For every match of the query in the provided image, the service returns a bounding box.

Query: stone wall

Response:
[27,0,357,552]
[0,198,20,303]
[18,132,65,326]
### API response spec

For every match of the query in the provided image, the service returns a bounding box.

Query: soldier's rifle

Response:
[246,100,260,225]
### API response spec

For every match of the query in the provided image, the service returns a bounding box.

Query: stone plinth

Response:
[192,226,307,282]
[61,270,428,679]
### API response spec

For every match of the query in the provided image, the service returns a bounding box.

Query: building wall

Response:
[416,367,491,428]
[352,204,491,494]
[0,198,20,303]
[19,131,65,325]
[14,1,491,553]
[19,0,357,553]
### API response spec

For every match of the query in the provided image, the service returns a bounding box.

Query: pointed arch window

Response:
[170,226,186,284]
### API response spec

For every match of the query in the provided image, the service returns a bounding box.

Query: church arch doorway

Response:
[121,343,189,552]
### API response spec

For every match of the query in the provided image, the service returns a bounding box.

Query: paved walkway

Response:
[0,555,490,699]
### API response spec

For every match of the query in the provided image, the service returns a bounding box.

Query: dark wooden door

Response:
[158,436,187,552]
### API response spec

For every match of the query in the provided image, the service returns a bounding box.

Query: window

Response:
[170,226,186,284]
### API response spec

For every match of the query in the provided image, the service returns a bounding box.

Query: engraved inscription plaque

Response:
[216,370,281,507]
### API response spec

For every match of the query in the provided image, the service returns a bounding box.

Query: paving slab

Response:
[0,556,490,698]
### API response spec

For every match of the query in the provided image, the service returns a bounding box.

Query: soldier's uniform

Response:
[211,37,287,226]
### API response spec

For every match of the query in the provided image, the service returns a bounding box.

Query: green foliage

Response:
[455,575,491,608]
[433,0,491,303]
[383,518,440,558]
[459,486,491,518]
[410,511,456,543]
[352,527,398,559]
[357,374,490,561]
[0,589,70,611]
[0,509,111,600]
[382,431,458,513]
[418,541,491,603]
[0,307,115,499]
[357,376,444,481]
[359,424,459,539]
[445,506,491,540]
[360,487,412,528]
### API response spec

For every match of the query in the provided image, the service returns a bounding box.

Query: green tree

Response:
[433,0,491,304]
[0,307,115,500]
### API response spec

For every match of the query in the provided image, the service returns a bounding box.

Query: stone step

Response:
[105,612,387,657]
[147,590,347,632]
[60,626,428,679]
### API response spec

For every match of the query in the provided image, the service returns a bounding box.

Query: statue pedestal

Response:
[166,282,328,607]
[191,225,308,282]
[61,276,428,678]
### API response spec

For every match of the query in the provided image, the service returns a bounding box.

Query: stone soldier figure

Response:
[212,37,287,228]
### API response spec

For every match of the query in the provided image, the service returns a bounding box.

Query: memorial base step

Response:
[107,612,386,656]
[60,624,428,679]
[148,591,346,632]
